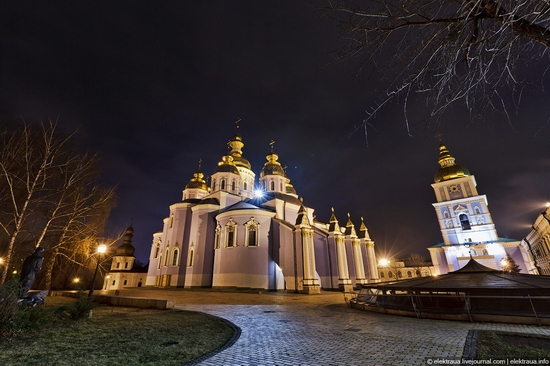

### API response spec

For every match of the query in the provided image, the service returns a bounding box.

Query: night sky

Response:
[2,2,550,264]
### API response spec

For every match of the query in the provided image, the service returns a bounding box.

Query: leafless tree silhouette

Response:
[322,0,550,134]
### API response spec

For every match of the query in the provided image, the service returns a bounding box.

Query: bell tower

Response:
[429,142,502,273]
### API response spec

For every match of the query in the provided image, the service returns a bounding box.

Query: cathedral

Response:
[145,127,379,293]
[428,142,534,274]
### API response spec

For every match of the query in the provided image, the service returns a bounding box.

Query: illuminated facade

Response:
[103,226,148,290]
[145,128,379,292]
[428,143,533,274]
[377,260,435,282]
[521,207,550,275]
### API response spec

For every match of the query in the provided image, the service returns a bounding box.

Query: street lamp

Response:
[88,244,107,298]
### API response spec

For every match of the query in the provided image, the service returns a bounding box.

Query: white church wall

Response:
[312,232,336,290]
[212,209,274,289]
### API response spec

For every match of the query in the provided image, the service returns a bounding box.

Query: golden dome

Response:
[260,142,285,177]
[214,155,239,175]
[434,142,470,183]
[260,152,285,177]
[185,169,208,190]
[285,177,297,195]
[228,131,251,169]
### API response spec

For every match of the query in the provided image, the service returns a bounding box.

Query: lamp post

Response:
[89,244,107,298]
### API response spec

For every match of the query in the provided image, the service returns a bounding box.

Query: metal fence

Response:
[344,290,550,325]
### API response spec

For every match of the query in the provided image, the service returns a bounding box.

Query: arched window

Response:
[212,179,216,190]
[443,211,450,219]
[397,271,402,278]
[388,272,394,278]
[415,270,421,276]
[188,249,194,267]
[116,262,120,269]
[244,182,248,191]
[226,219,236,247]
[123,280,127,285]
[380,272,385,278]
[125,262,128,269]
[459,214,471,230]
[227,227,235,247]
[165,249,170,266]
[482,249,488,256]
[245,217,259,247]
[154,246,160,258]
[158,256,162,269]
[169,214,174,228]
[407,270,412,278]
[470,248,477,256]
[280,182,283,191]
[172,249,179,265]
[474,206,481,214]
[231,180,236,192]
[270,181,275,191]
[221,179,226,190]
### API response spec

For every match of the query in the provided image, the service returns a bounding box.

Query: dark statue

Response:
[18,247,45,305]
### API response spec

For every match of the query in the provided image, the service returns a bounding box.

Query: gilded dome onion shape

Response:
[434,142,470,183]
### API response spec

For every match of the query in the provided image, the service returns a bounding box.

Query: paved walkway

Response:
[113,289,550,365]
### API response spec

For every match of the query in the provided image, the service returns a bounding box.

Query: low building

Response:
[377,259,435,282]
[351,259,550,324]
[103,226,148,290]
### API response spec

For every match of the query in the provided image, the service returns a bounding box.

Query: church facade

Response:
[145,128,379,293]
[428,142,534,274]
[520,206,550,275]
[103,226,148,290]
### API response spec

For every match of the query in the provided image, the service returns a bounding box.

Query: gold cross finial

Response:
[235,117,241,129]
[198,158,202,170]
[269,140,275,153]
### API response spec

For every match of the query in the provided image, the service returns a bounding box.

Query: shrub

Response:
[0,278,55,336]
[55,289,96,320]
[0,278,21,333]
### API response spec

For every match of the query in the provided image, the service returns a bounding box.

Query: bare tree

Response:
[383,259,404,280]
[0,121,74,283]
[405,253,429,277]
[0,121,116,285]
[322,1,550,133]
[38,154,116,289]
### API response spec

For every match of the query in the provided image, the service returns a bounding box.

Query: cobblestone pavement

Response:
[114,289,550,365]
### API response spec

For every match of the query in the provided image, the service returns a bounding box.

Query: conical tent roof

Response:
[369,259,550,294]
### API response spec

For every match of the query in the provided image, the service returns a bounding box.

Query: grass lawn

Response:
[476,331,550,359]
[0,296,235,365]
